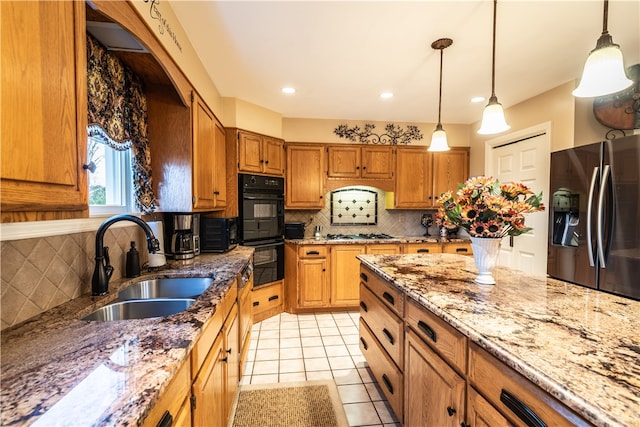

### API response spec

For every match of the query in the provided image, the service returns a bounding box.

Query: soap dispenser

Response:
[126,241,141,278]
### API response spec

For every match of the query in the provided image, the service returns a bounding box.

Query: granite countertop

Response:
[286,235,469,245]
[0,246,253,426]
[358,253,640,427]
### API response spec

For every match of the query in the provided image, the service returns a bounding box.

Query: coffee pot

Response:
[165,213,196,260]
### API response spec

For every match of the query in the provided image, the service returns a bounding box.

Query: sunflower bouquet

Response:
[436,176,544,238]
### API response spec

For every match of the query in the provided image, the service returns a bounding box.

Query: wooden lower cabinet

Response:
[192,330,226,427]
[359,266,590,427]
[405,329,465,427]
[192,303,239,427]
[330,245,365,307]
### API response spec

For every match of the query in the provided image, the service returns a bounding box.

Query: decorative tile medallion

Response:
[330,188,377,225]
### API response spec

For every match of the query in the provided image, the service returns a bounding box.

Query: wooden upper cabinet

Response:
[262,136,285,176]
[432,148,469,205]
[1,1,88,222]
[393,147,469,209]
[394,147,432,209]
[327,145,393,179]
[192,94,226,210]
[238,131,284,176]
[213,121,227,207]
[285,143,325,209]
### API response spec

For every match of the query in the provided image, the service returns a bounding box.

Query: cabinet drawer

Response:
[442,242,472,256]
[252,281,283,313]
[406,298,466,374]
[298,245,328,258]
[360,283,403,369]
[359,265,404,316]
[469,343,589,427]
[143,358,190,427]
[403,243,442,254]
[359,318,403,422]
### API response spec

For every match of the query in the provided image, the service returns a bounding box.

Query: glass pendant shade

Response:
[429,123,449,152]
[572,43,632,97]
[478,97,510,135]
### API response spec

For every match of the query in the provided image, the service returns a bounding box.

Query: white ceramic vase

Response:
[470,237,501,285]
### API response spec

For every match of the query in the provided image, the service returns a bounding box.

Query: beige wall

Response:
[282,118,471,147]
[130,0,225,120]
[223,98,283,138]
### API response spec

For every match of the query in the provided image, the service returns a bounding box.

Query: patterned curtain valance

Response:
[86,34,156,213]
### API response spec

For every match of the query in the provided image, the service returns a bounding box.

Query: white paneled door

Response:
[485,124,550,276]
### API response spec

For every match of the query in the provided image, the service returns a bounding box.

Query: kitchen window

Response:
[87,137,135,215]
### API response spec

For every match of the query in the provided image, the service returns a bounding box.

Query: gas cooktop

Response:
[326,233,395,240]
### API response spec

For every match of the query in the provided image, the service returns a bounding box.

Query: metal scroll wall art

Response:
[593,63,640,140]
[334,123,423,145]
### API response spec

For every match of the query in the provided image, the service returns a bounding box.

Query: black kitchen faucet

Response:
[92,214,161,296]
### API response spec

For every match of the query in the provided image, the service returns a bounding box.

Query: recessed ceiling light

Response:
[471,96,485,103]
[380,92,394,99]
[282,87,296,94]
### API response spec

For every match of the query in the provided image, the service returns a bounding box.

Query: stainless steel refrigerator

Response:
[547,134,640,300]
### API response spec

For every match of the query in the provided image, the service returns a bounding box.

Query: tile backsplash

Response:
[285,187,438,238]
[1,226,146,330]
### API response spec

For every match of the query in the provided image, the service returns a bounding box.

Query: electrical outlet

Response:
[398,214,405,224]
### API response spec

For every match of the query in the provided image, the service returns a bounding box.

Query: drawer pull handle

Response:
[500,389,546,427]
[268,295,279,301]
[456,247,468,253]
[417,320,437,343]
[253,301,260,307]
[157,410,173,427]
[417,248,430,253]
[359,301,368,312]
[306,250,320,255]
[381,374,394,394]
[360,272,368,282]
[382,291,395,306]
[359,337,368,350]
[447,406,456,416]
[382,328,395,345]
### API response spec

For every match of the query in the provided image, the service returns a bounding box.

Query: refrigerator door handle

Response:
[586,167,599,267]
[596,165,611,268]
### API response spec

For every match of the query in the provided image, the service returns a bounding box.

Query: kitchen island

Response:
[358,253,639,427]
[0,246,253,426]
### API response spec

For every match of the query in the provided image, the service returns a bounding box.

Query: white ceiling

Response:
[169,0,640,125]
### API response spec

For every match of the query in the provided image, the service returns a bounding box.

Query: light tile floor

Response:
[240,311,401,427]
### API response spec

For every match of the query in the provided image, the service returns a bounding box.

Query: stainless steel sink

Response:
[82,298,196,321]
[117,277,214,300]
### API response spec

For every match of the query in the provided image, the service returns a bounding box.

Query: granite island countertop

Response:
[0,246,253,426]
[358,253,640,427]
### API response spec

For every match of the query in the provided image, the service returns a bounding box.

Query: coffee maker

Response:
[163,213,200,260]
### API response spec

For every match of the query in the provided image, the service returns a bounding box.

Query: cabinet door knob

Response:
[447,406,456,416]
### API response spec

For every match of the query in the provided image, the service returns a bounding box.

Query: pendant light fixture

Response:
[478,0,510,135]
[572,0,632,97]
[429,38,452,152]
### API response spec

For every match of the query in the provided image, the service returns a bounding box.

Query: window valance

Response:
[86,34,156,213]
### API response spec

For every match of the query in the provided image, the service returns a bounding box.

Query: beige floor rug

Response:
[231,380,349,427]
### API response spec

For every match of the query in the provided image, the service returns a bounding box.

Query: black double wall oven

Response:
[238,174,285,287]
